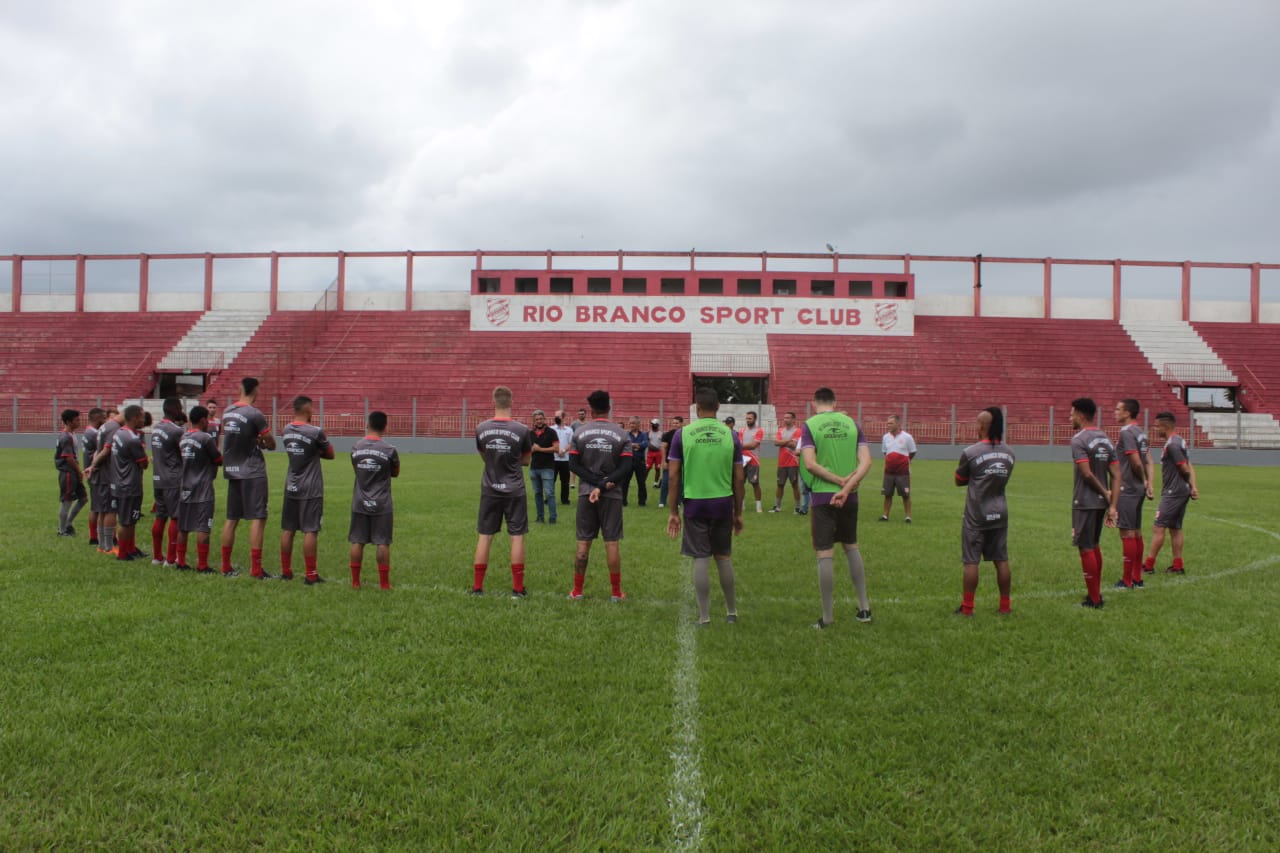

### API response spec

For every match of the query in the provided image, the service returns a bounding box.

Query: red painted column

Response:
[475,250,484,271]
[1112,260,1121,322]
[1250,263,1261,324]
[903,254,911,275]
[75,254,87,312]
[972,257,982,317]
[1043,258,1053,318]
[269,252,279,314]
[336,251,346,311]
[1180,261,1191,322]
[139,254,149,312]
[405,251,414,311]
[203,253,214,311]
[616,250,623,271]
[12,256,22,312]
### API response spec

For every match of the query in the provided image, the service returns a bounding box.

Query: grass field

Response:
[2,447,1279,850]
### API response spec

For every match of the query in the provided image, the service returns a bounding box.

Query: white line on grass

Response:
[668,557,704,852]
[1202,514,1280,543]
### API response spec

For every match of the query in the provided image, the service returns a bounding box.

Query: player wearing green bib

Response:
[666,386,744,626]
[798,387,872,628]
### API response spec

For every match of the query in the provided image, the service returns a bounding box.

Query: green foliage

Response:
[2,450,1278,849]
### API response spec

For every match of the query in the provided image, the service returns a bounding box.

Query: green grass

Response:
[2,448,1279,850]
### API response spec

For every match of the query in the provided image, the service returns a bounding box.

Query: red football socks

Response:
[151,517,165,560]
[280,550,293,579]
[998,595,1011,614]
[378,563,391,590]
[511,563,525,593]
[166,520,178,564]
[1081,550,1102,603]
[197,543,210,571]
[221,546,233,573]
[1143,555,1156,571]
[472,564,486,592]
[1172,557,1185,570]
[177,542,188,567]
[609,571,622,598]
[960,592,975,615]
[572,573,585,596]
[304,555,318,582]
[250,548,263,577]
[350,562,362,588]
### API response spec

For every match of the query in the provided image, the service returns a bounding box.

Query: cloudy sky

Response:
[2,1,1277,295]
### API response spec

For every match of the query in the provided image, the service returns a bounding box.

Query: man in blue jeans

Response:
[529,409,560,523]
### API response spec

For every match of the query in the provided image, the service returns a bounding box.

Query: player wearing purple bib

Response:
[219,377,276,578]
[1112,399,1154,590]
[954,408,1015,616]
[567,390,632,601]
[349,411,400,590]
[471,386,533,596]
[110,405,150,562]
[148,398,186,567]
[55,408,88,537]
[281,395,334,584]
[1069,398,1120,609]
[1142,412,1199,574]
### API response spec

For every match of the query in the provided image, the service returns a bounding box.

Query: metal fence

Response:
[5,396,1243,449]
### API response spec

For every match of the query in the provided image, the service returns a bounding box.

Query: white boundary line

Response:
[668,558,704,852]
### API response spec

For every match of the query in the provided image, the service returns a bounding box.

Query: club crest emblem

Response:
[486,297,510,327]
[875,302,899,331]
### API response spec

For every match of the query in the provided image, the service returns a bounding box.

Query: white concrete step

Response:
[690,332,771,373]
[1193,412,1280,449]
[1122,320,1237,383]
[158,309,269,372]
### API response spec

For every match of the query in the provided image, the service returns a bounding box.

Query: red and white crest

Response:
[874,302,899,331]
[485,297,510,327]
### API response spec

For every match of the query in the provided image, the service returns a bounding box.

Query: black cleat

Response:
[175,563,193,572]
[511,588,529,599]
[954,606,972,617]
[221,569,240,577]
[195,567,216,574]
[1165,566,1186,574]
[304,575,327,585]
[725,613,737,623]
[467,587,484,596]
[255,571,276,580]
[1112,580,1132,590]
[1080,596,1104,609]
[1132,580,1145,589]
[855,609,872,623]
[88,538,99,546]
[812,617,830,629]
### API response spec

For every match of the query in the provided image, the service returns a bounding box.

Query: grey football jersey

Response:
[110,426,147,497]
[351,436,399,515]
[570,420,632,500]
[96,419,122,465]
[1160,435,1191,498]
[81,425,99,471]
[475,418,532,496]
[221,403,270,480]
[283,422,332,500]
[180,429,222,503]
[1071,428,1115,510]
[1117,423,1150,495]
[150,419,185,490]
[55,431,77,473]
[956,440,1015,529]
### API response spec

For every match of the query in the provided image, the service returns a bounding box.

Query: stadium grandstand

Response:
[2,250,1277,448]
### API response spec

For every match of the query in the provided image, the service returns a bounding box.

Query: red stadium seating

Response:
[1191,322,1280,419]
[768,317,1203,445]
[210,311,691,434]
[0,310,200,410]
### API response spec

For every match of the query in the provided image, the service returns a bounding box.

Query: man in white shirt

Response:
[880,414,917,522]
[552,410,575,506]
